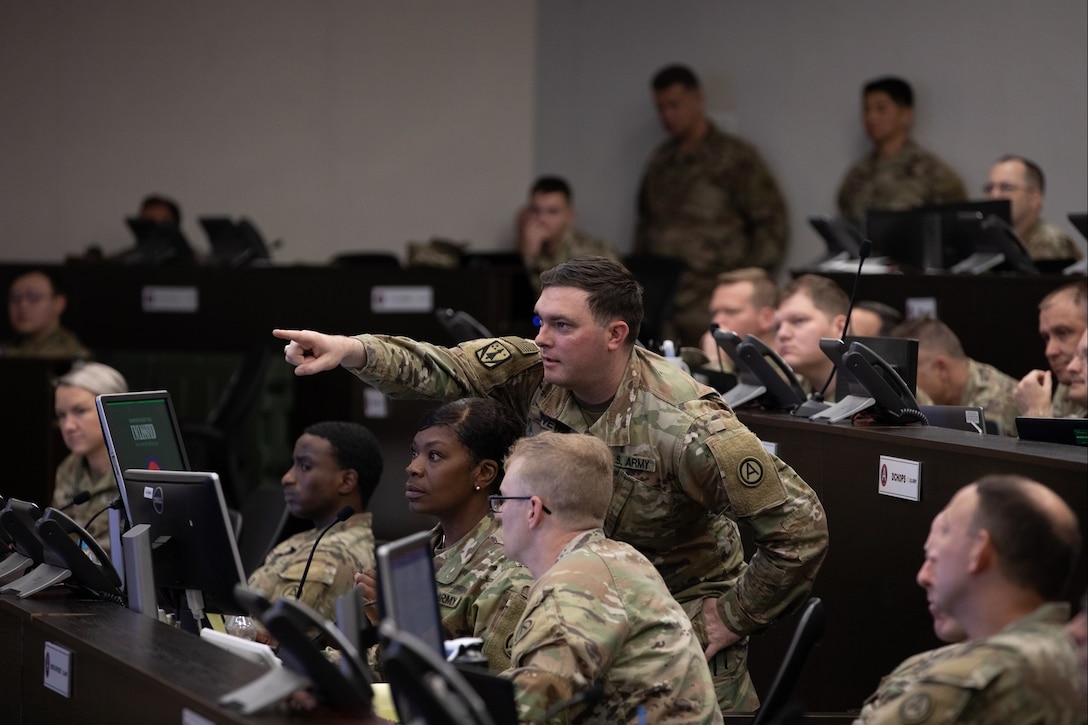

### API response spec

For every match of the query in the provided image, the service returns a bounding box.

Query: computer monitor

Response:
[97,390,191,513]
[120,469,246,622]
[123,217,196,266]
[833,336,918,401]
[199,216,271,267]
[864,200,1013,272]
[376,530,445,656]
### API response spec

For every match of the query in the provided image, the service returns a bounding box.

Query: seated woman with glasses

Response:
[357,397,532,671]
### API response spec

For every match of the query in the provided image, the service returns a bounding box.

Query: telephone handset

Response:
[736,334,807,412]
[37,507,124,603]
[232,585,374,714]
[842,342,928,425]
[1,498,47,564]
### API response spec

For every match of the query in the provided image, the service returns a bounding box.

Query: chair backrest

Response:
[622,253,688,348]
[752,597,826,725]
[237,483,290,576]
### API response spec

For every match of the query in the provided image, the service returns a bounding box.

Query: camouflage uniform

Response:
[636,124,790,346]
[1052,383,1088,419]
[348,334,830,711]
[0,326,90,359]
[523,228,620,293]
[51,454,117,554]
[961,358,1018,437]
[836,140,967,230]
[1022,219,1083,261]
[503,529,723,724]
[247,512,375,623]
[431,514,533,671]
[854,602,1083,724]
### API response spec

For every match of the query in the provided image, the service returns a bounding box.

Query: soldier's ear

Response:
[338,468,359,496]
[473,459,499,492]
[967,528,993,574]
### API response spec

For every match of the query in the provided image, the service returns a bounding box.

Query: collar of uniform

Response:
[432,515,497,581]
[534,350,640,446]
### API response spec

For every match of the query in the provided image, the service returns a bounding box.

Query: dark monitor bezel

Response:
[376,530,445,657]
[120,468,245,615]
[97,390,192,515]
[123,217,195,266]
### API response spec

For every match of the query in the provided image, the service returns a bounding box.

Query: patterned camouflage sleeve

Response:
[350,335,542,417]
[689,412,829,635]
[726,147,790,270]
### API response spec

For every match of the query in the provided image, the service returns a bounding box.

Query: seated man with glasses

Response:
[494,432,722,724]
[3,269,91,359]
[984,155,1082,261]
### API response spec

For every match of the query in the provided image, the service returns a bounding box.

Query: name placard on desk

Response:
[878,455,921,501]
[43,642,72,697]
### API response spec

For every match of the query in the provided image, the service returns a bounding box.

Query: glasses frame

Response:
[488,495,552,515]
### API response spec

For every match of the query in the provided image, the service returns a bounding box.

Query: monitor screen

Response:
[863,200,1012,271]
[123,217,196,266]
[97,390,191,513]
[120,468,245,615]
[376,530,445,656]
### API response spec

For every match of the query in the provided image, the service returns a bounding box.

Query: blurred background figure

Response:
[50,362,129,552]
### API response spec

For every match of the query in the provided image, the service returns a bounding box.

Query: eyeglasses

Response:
[8,292,47,305]
[488,495,552,515]
[982,182,1031,194]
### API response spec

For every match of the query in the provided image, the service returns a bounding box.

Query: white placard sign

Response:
[878,455,921,501]
[371,286,433,313]
[43,642,72,697]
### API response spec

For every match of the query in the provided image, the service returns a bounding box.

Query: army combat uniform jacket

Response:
[523,228,620,294]
[836,140,967,231]
[961,358,1019,437]
[431,514,533,671]
[51,454,117,555]
[1,325,91,359]
[1022,220,1082,262]
[855,603,1083,724]
[635,123,789,345]
[247,512,375,623]
[504,530,723,724]
[349,334,829,710]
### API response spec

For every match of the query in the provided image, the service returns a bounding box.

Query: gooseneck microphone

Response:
[814,238,873,402]
[60,490,92,511]
[295,505,355,603]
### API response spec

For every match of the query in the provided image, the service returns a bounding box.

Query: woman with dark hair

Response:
[359,397,531,671]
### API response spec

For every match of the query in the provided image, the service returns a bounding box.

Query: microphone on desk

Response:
[793,238,873,418]
[295,505,354,603]
[59,490,92,512]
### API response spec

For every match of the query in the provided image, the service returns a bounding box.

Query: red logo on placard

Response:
[880,464,888,486]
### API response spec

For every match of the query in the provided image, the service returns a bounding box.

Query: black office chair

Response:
[435,308,493,344]
[181,345,272,510]
[237,483,290,576]
[622,253,688,348]
[751,597,826,725]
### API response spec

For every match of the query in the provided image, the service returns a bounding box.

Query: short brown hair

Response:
[779,274,849,318]
[505,432,613,530]
[540,257,643,346]
[714,267,779,310]
[892,317,965,360]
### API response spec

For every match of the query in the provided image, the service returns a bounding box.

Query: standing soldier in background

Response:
[636,64,789,346]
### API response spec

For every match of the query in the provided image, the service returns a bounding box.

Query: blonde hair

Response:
[505,432,613,529]
[55,362,128,396]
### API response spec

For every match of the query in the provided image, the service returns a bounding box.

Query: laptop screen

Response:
[97,390,191,512]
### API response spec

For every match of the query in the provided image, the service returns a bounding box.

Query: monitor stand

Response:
[950,251,1005,275]
[724,383,766,409]
[0,562,71,598]
[810,395,876,424]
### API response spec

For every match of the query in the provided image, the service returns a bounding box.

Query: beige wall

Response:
[0,1,536,264]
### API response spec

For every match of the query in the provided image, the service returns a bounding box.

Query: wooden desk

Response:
[0,592,288,724]
[736,410,1087,714]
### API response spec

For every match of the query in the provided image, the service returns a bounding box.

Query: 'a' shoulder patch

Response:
[738,456,764,487]
[476,340,512,368]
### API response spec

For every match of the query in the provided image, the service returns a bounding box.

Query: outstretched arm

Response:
[272,328,367,375]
